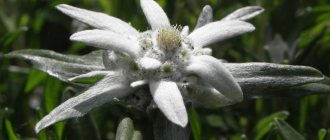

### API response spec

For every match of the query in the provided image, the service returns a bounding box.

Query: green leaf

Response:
[116,117,134,140]
[6,49,105,81]
[35,107,47,140]
[44,76,64,139]
[225,63,326,98]
[37,128,47,140]
[256,111,289,132]
[299,97,308,132]
[255,111,289,140]
[188,108,202,140]
[5,119,18,140]
[274,118,305,140]
[0,27,27,50]
[24,69,47,94]
[44,76,62,112]
[54,122,65,140]
[294,26,328,64]
[318,129,327,140]
[256,123,276,140]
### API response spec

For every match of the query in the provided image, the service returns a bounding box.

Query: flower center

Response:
[134,27,207,81]
[157,27,181,51]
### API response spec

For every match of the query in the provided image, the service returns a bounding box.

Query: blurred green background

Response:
[1,0,330,139]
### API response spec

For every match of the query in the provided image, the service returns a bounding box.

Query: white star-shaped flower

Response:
[35,0,263,133]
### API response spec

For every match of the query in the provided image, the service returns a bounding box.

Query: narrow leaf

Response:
[256,111,290,132]
[44,76,62,112]
[287,78,330,95]
[6,49,104,81]
[255,111,289,140]
[24,69,47,94]
[35,73,132,133]
[318,129,327,140]
[0,27,27,50]
[224,63,325,98]
[44,76,65,139]
[5,119,18,140]
[274,118,305,140]
[188,108,202,140]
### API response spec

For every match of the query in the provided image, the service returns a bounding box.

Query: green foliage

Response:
[318,129,327,140]
[255,111,289,140]
[44,76,65,139]
[1,0,330,139]
[274,118,305,140]
[189,108,202,140]
[5,119,18,140]
[24,69,47,94]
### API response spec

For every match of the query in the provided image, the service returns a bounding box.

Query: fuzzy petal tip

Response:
[149,80,188,127]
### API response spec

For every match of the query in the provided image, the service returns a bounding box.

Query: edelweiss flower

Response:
[35,0,264,132]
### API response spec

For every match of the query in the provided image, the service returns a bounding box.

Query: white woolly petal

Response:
[201,48,212,55]
[138,57,162,71]
[181,26,189,36]
[70,30,141,58]
[56,4,139,36]
[140,0,170,29]
[185,55,243,103]
[149,80,188,127]
[186,85,238,108]
[188,20,255,47]
[194,5,213,30]
[35,73,132,133]
[130,80,148,88]
[222,6,264,21]
[68,71,110,81]
[195,87,233,107]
